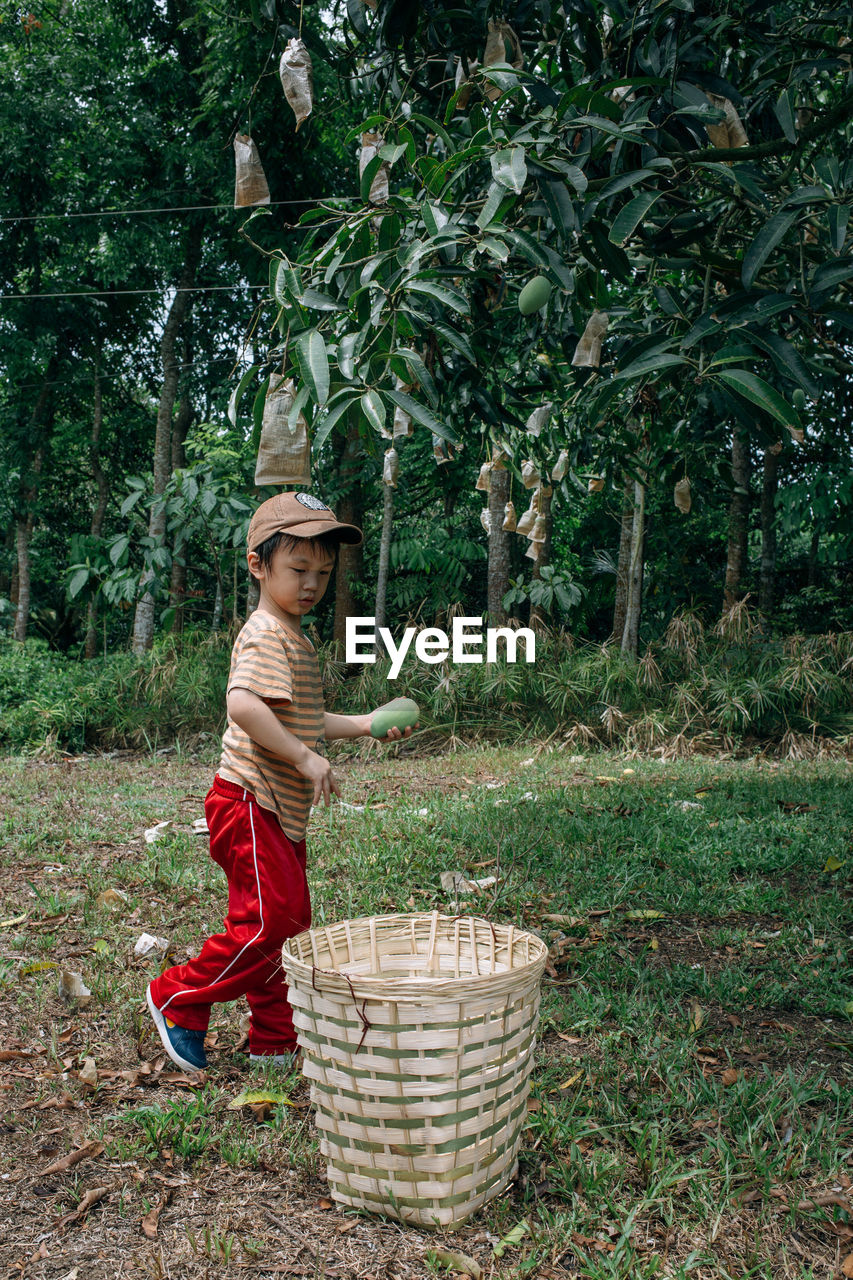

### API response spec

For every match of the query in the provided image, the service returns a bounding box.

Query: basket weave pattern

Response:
[281,912,547,1228]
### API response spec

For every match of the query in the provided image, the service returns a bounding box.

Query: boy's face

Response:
[248,539,335,629]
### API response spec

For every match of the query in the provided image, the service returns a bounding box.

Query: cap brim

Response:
[284,519,363,546]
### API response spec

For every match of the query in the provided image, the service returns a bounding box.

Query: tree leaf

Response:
[227,364,258,427]
[299,288,347,312]
[612,352,687,382]
[540,178,577,238]
[476,181,507,231]
[774,90,797,144]
[338,331,364,381]
[386,388,458,443]
[313,391,360,454]
[432,321,476,364]
[360,389,387,436]
[741,209,798,289]
[714,369,801,431]
[295,330,330,407]
[747,330,820,400]
[346,0,368,38]
[490,147,527,194]
[608,191,663,245]
[272,258,301,307]
[829,204,851,254]
[405,279,469,315]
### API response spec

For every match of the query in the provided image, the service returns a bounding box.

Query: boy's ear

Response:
[247,550,264,581]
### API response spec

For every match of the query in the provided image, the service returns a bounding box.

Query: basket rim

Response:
[281,910,548,996]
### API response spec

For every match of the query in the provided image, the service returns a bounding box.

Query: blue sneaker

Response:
[146,985,207,1073]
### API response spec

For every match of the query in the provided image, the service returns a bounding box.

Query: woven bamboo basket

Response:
[281,911,547,1229]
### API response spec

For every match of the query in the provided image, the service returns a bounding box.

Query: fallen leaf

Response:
[526,1098,541,1112]
[21,960,59,976]
[841,1254,853,1278]
[78,1057,98,1088]
[317,1197,334,1210]
[493,1219,529,1258]
[228,1089,295,1112]
[556,1033,583,1044]
[141,1190,171,1240]
[594,775,618,783]
[95,888,128,910]
[824,855,843,873]
[649,937,659,951]
[722,1068,740,1086]
[159,1070,206,1087]
[0,912,28,929]
[559,1071,583,1090]
[689,1000,704,1034]
[543,914,585,926]
[625,909,667,921]
[427,1248,482,1278]
[40,1139,104,1177]
[54,1184,111,1231]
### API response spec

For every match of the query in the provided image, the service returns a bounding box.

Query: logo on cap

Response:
[295,493,329,511]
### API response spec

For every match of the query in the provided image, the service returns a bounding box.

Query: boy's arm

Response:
[324,711,413,742]
[227,687,340,807]
[324,711,371,740]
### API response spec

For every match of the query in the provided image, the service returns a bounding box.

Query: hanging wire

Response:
[0,195,362,225]
[0,284,270,301]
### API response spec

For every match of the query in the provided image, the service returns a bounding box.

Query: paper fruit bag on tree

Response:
[254,375,312,486]
[279,38,313,131]
[233,134,270,208]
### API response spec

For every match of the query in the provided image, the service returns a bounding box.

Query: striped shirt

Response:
[218,610,324,840]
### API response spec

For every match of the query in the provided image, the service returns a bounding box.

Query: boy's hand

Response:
[300,747,341,807]
[365,711,417,742]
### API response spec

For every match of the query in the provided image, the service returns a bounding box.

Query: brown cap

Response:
[247,491,363,551]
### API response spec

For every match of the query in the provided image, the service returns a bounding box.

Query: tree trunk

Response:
[374,480,395,636]
[13,359,57,643]
[529,485,553,629]
[13,518,35,644]
[723,431,751,611]
[86,360,110,659]
[132,222,203,654]
[611,474,634,644]
[758,443,780,615]
[333,419,365,646]
[487,467,511,624]
[169,364,193,635]
[621,475,646,656]
[212,579,224,632]
[245,574,259,620]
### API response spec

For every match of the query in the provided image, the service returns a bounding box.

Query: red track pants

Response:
[148,775,311,1055]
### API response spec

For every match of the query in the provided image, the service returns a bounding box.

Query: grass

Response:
[2,605,853,756]
[0,744,851,1277]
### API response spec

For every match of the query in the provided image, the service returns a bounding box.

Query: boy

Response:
[146,491,408,1072]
